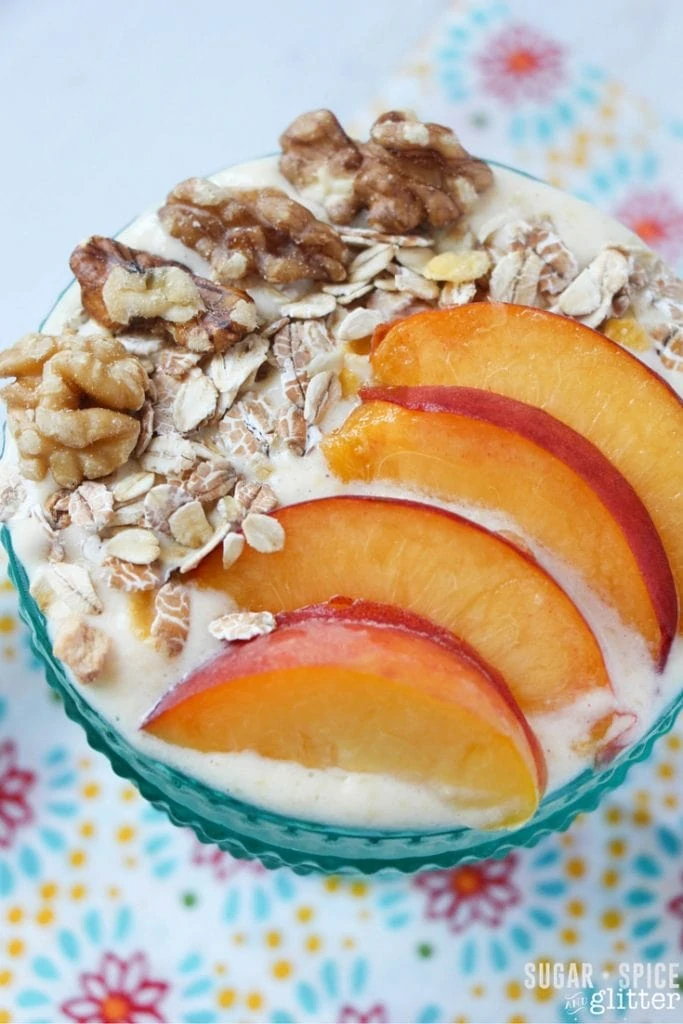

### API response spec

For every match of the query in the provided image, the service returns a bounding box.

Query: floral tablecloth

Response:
[2,2,683,1022]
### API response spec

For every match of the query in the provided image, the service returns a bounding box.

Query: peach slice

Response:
[189,496,611,715]
[144,599,545,828]
[321,386,677,665]
[371,303,683,629]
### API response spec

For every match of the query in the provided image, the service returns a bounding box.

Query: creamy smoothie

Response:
[1,110,682,831]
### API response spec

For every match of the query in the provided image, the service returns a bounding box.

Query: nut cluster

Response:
[70,237,258,353]
[0,332,148,487]
[159,180,348,285]
[279,109,494,233]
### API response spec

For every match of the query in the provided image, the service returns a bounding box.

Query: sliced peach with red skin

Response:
[370,303,683,630]
[144,599,545,828]
[321,386,677,666]
[189,496,611,716]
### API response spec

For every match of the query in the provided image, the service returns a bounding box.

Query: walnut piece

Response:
[70,237,257,354]
[159,179,348,286]
[0,333,148,487]
[53,616,110,683]
[279,109,493,233]
[279,109,362,223]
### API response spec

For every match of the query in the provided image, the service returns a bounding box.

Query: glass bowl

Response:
[2,160,682,876]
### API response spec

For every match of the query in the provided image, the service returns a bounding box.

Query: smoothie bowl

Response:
[1,110,682,874]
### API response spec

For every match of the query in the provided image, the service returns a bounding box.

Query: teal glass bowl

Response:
[3,520,682,876]
[2,158,682,875]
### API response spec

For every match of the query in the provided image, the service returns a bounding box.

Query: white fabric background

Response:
[0,0,681,342]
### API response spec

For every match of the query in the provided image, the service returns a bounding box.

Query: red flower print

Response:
[0,738,36,848]
[476,25,566,104]
[190,837,265,881]
[667,873,683,950]
[414,854,521,933]
[61,951,169,1023]
[615,189,683,263]
[338,1006,388,1023]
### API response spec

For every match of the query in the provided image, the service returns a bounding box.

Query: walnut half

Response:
[70,237,258,354]
[0,332,148,487]
[159,180,348,285]
[279,109,493,234]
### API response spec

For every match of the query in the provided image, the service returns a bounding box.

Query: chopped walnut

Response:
[279,109,362,222]
[0,333,148,487]
[70,237,257,354]
[150,582,191,657]
[279,109,493,233]
[159,179,348,285]
[53,616,110,683]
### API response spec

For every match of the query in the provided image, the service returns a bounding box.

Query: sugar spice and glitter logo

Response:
[524,959,682,1018]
